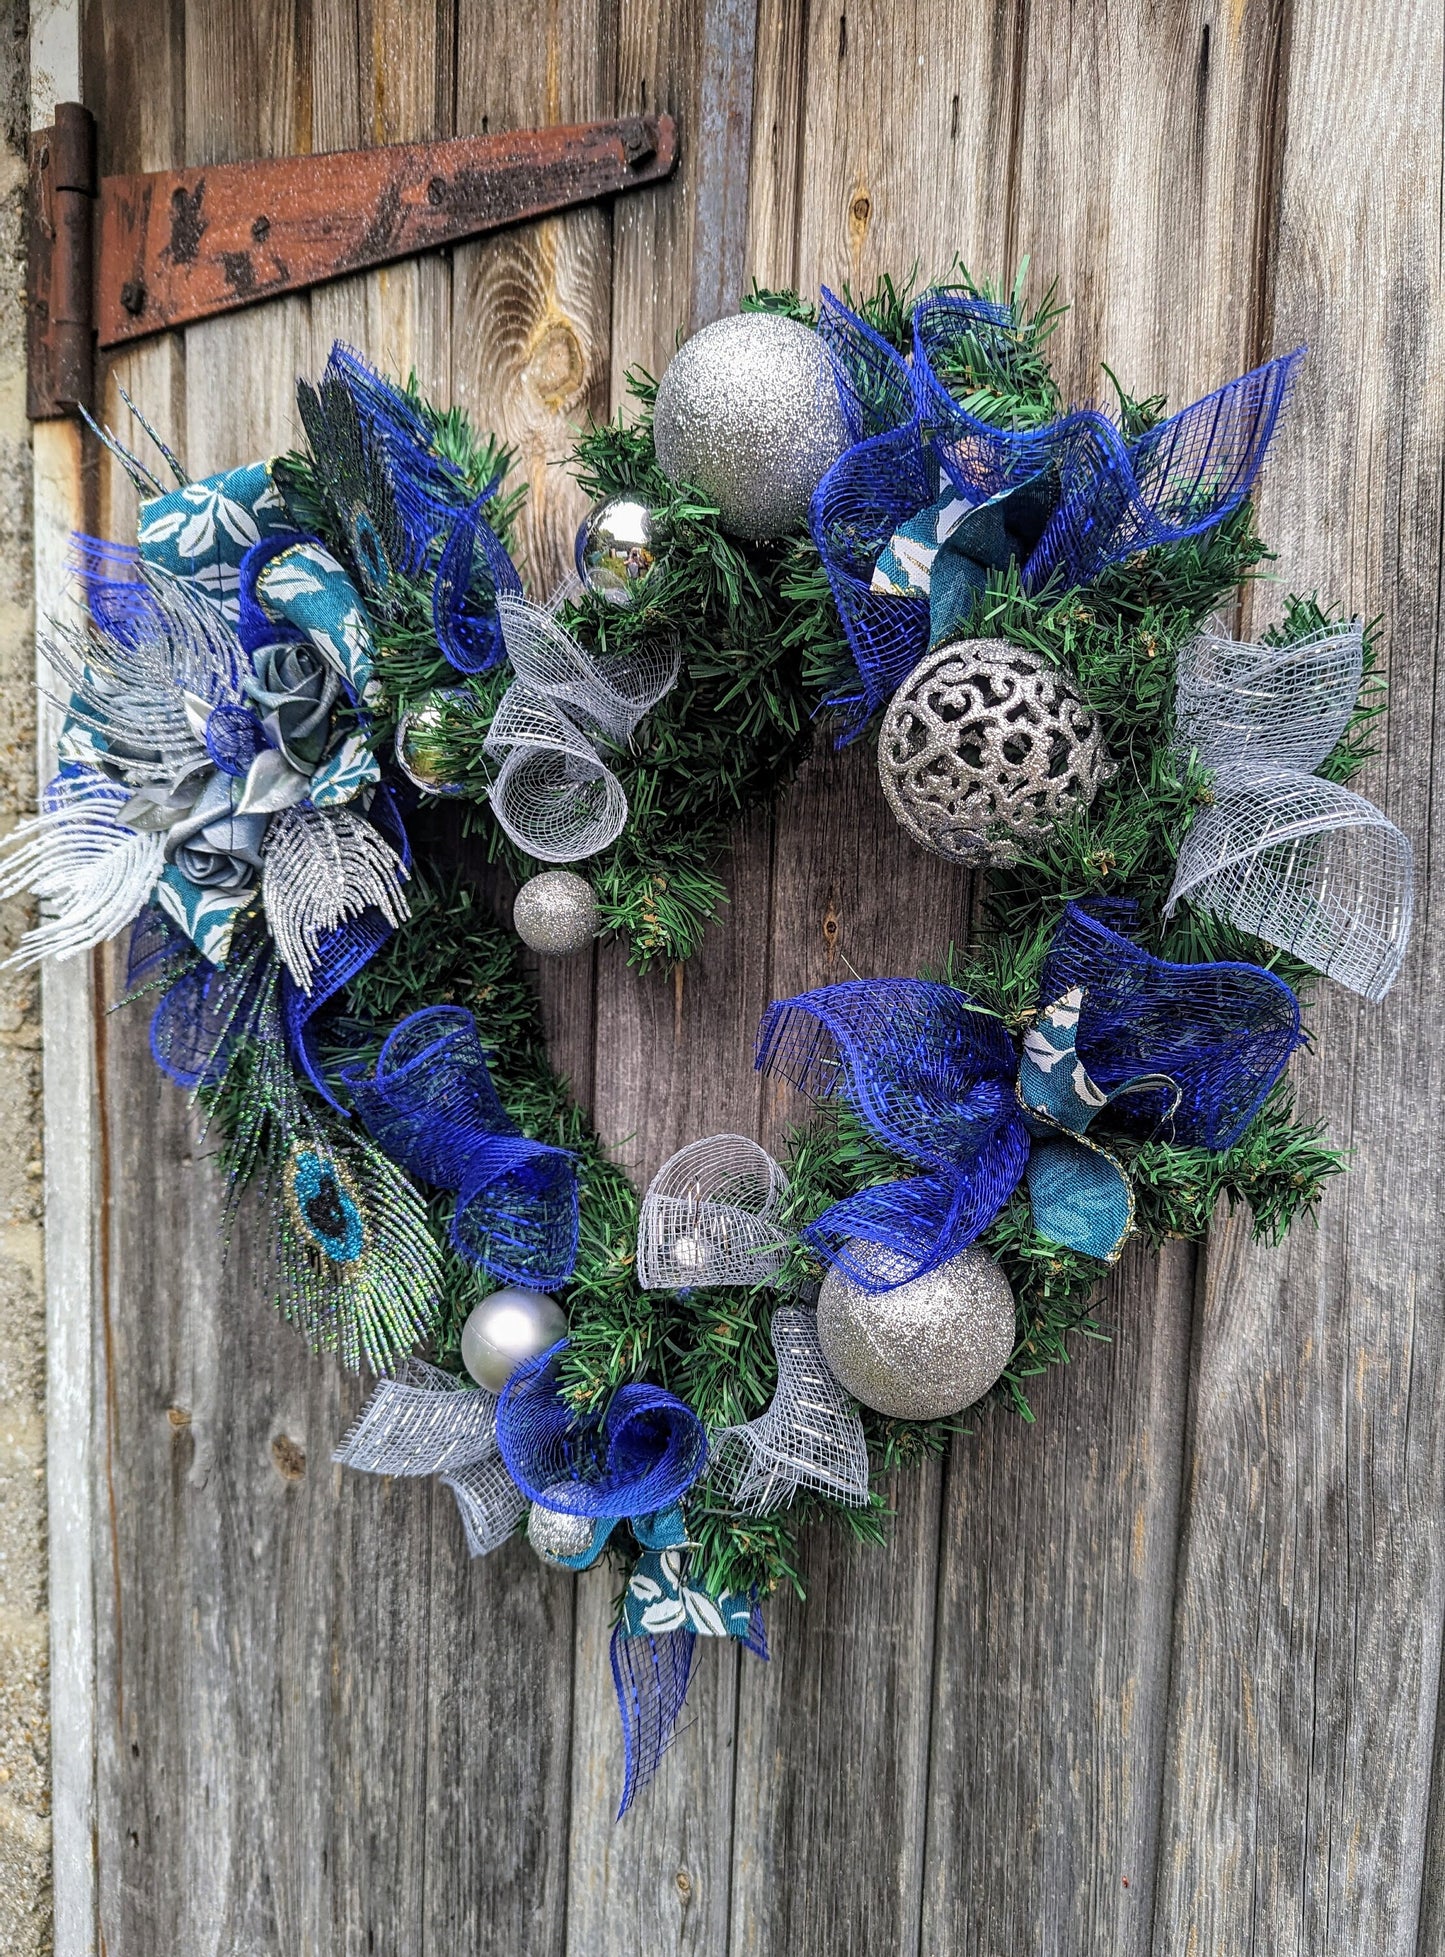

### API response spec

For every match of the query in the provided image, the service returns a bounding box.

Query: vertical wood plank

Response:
[921,5,1296,1952]
[1155,1,1445,1950]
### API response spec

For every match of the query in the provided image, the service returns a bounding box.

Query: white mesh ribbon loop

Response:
[637,1134,791,1291]
[333,1358,526,1558]
[1166,622,1413,1002]
[485,596,679,863]
[708,1307,870,1513]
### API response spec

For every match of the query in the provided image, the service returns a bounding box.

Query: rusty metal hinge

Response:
[27,106,679,420]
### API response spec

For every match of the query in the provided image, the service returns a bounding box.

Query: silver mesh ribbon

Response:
[485,595,679,862]
[636,1134,791,1291]
[1166,622,1413,1001]
[708,1306,870,1513]
[442,1455,530,1559]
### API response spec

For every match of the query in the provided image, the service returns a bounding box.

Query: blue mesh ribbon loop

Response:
[496,1344,706,1519]
[343,1005,579,1288]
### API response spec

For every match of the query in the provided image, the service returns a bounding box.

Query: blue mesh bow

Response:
[343,1006,579,1288]
[757,903,1302,1280]
[811,287,1300,736]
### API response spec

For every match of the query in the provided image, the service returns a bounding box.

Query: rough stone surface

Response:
[0,5,49,1949]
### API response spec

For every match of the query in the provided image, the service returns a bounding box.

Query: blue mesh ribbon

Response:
[811,287,1301,736]
[343,1005,579,1288]
[758,904,1303,1277]
[610,1625,698,1819]
[497,1343,706,1517]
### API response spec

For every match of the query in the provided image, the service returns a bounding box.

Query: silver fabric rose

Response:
[162,771,268,890]
[246,638,342,772]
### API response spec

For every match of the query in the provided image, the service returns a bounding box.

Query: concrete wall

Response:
[0,4,51,1951]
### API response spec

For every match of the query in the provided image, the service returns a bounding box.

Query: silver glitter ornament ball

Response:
[513,870,600,956]
[394,687,471,796]
[575,494,663,604]
[527,1497,595,1568]
[652,312,849,539]
[878,638,1112,867]
[460,1287,568,1393]
[817,1243,1016,1420]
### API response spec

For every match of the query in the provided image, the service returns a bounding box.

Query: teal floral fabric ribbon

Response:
[870,472,1056,647]
[534,1500,754,1639]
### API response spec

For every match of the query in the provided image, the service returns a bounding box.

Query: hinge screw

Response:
[120,280,146,316]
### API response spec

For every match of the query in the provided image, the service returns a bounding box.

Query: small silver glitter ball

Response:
[878,638,1113,866]
[652,312,849,539]
[394,687,469,796]
[817,1243,1016,1420]
[575,494,663,604]
[459,1287,568,1393]
[527,1496,595,1568]
[513,870,599,956]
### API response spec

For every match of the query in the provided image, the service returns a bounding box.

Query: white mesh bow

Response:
[707,1307,870,1513]
[333,1359,526,1558]
[637,1134,791,1291]
[485,594,679,862]
[1165,622,1413,1001]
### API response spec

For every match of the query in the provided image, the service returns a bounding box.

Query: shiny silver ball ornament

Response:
[394,687,469,796]
[878,638,1113,866]
[816,1243,1016,1420]
[575,494,662,604]
[459,1287,568,1393]
[652,312,849,539]
[527,1497,595,1568]
[513,870,599,956]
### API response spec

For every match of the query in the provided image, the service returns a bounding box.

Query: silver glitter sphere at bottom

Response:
[459,1287,568,1393]
[575,494,663,604]
[652,311,849,540]
[513,870,599,955]
[527,1495,596,1568]
[817,1243,1016,1420]
[878,638,1112,867]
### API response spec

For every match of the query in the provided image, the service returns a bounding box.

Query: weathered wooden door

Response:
[45,0,1444,1951]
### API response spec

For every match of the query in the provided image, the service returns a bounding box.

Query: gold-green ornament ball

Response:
[394,688,470,796]
[816,1243,1017,1420]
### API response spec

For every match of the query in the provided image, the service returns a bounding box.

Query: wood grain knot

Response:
[849,189,871,243]
[675,1868,692,1901]
[822,897,842,962]
[165,1404,190,1428]
[270,1433,307,1481]
[525,316,587,412]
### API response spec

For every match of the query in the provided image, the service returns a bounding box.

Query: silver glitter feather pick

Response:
[0,774,166,966]
[260,805,410,990]
[707,1306,870,1512]
[636,1134,791,1291]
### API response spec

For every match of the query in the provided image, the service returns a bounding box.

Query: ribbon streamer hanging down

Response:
[707,1306,871,1513]
[636,1134,792,1291]
[343,1004,580,1289]
[756,902,1302,1286]
[810,287,1300,735]
[1164,621,1413,1001]
[334,1359,528,1558]
[484,594,679,861]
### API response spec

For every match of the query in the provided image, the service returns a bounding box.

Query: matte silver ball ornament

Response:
[878,638,1113,866]
[394,686,470,796]
[575,494,663,604]
[459,1287,568,1393]
[513,870,600,956]
[816,1243,1016,1420]
[527,1496,595,1568]
[652,312,849,539]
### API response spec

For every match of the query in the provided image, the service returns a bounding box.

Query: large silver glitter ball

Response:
[527,1497,595,1568]
[652,312,849,539]
[460,1287,568,1393]
[513,870,599,956]
[575,494,663,604]
[394,687,469,796]
[817,1243,1016,1420]
[878,638,1112,866]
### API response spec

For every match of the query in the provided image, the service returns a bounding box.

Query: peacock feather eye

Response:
[284,1143,367,1265]
[348,506,393,597]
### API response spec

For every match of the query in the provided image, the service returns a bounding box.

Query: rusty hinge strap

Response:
[27,102,97,420]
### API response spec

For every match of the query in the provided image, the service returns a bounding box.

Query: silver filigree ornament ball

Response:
[459,1287,568,1393]
[513,870,600,956]
[878,638,1113,866]
[527,1495,595,1568]
[575,494,664,605]
[394,686,471,797]
[817,1243,1017,1420]
[652,312,849,539]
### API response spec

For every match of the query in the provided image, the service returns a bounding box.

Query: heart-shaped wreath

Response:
[8,265,1411,1815]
